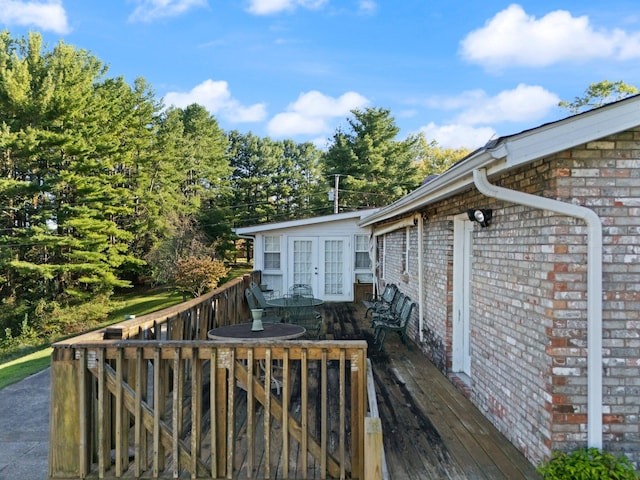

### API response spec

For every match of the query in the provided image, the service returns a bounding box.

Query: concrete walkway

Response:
[0,368,50,480]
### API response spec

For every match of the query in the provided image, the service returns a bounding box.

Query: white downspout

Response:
[370,228,378,299]
[473,168,603,448]
[417,214,425,342]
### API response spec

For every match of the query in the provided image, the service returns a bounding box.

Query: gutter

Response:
[417,214,424,342]
[472,168,603,448]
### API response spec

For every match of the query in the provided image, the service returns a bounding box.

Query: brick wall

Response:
[380,227,420,339]
[557,131,640,466]
[375,126,640,469]
[421,215,452,373]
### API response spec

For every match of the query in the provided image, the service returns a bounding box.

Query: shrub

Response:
[538,448,639,480]
[36,296,112,337]
[173,256,230,298]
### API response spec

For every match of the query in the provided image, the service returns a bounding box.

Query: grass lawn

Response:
[0,286,185,390]
[0,348,53,390]
[0,266,254,390]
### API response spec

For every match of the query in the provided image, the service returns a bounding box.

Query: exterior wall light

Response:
[467,208,492,227]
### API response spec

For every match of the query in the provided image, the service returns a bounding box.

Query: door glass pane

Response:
[293,240,313,286]
[324,240,344,295]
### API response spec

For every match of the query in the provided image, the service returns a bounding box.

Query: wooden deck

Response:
[321,302,541,480]
[48,287,541,479]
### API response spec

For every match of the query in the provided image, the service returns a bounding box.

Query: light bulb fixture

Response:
[467,208,492,228]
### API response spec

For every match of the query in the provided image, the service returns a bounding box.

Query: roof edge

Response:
[235,208,379,235]
[360,94,640,227]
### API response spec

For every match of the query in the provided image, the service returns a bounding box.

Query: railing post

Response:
[365,417,384,480]
[351,348,367,479]
[48,347,86,478]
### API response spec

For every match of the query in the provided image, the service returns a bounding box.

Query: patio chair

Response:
[284,294,323,339]
[370,290,406,328]
[371,292,407,338]
[372,298,416,351]
[245,289,282,323]
[289,283,314,298]
[364,283,398,319]
[249,282,280,310]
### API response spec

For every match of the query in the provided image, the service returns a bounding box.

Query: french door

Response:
[288,236,351,301]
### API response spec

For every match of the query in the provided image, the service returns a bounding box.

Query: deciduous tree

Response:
[414,134,469,179]
[559,80,638,114]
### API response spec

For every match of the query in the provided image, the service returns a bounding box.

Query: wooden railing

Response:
[48,273,372,479]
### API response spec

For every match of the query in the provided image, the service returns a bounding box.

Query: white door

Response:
[320,237,350,301]
[288,236,351,301]
[289,237,318,294]
[452,216,472,375]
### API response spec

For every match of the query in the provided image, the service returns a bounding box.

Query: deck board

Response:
[321,302,541,480]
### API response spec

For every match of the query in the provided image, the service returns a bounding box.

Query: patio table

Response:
[207,322,306,340]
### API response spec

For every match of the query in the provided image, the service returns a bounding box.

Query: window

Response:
[263,235,281,270]
[354,234,373,283]
[354,234,371,269]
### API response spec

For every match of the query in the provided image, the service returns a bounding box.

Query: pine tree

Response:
[0,33,138,321]
[322,107,421,210]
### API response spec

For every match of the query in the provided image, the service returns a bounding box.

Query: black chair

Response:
[289,283,313,298]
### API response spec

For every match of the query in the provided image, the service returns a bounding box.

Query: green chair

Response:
[284,294,323,339]
[365,283,398,319]
[372,298,415,351]
[245,289,282,323]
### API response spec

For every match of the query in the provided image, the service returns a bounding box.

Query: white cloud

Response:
[267,112,328,136]
[456,84,559,125]
[425,84,559,125]
[0,0,69,34]
[358,1,377,15]
[417,84,560,149]
[129,0,207,23]
[460,4,640,68]
[267,90,369,137]
[164,79,267,123]
[247,0,328,15]
[419,123,497,150]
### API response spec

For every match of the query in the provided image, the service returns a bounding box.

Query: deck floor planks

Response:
[421,358,535,478]
[373,365,460,479]
[331,304,540,479]
[390,355,506,479]
[366,307,541,480]
[130,301,540,479]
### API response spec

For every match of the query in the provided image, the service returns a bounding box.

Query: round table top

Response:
[267,296,324,307]
[207,322,306,340]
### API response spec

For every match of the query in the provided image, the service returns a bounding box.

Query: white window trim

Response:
[263,235,282,272]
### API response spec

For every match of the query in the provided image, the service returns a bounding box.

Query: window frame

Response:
[263,235,282,271]
[354,234,371,270]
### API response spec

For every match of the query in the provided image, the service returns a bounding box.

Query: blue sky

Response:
[2,1,640,150]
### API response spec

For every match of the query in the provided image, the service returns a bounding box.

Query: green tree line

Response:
[0,31,465,347]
